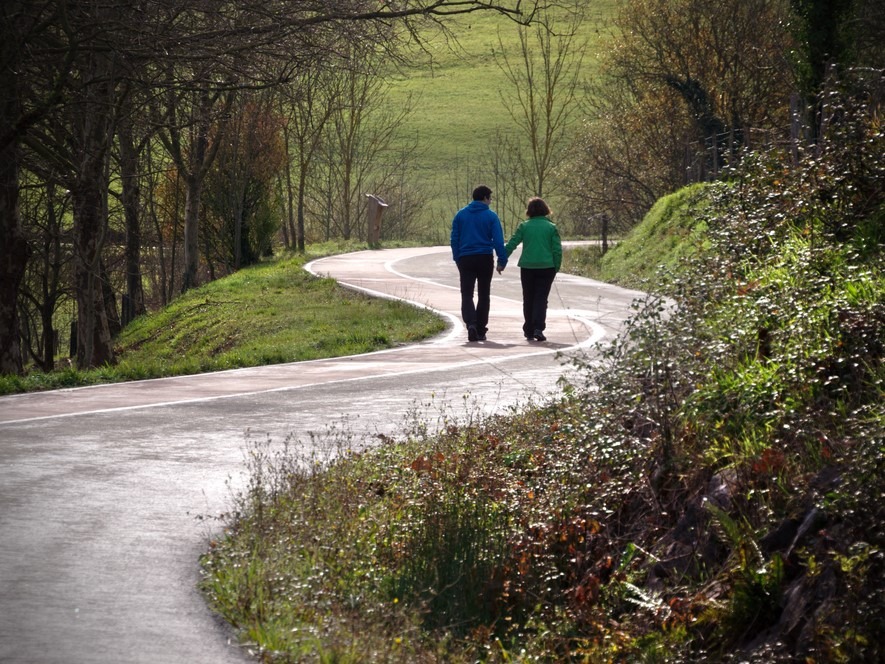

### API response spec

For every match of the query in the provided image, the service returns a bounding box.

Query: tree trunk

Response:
[118,112,146,325]
[72,176,115,369]
[39,307,55,372]
[182,173,202,293]
[281,119,296,249]
[38,182,65,372]
[297,162,308,252]
[179,86,226,293]
[71,69,116,369]
[601,213,609,255]
[0,131,28,376]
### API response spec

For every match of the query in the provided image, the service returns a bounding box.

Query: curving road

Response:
[0,246,645,664]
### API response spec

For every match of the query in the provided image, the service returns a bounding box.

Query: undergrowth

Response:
[201,73,884,662]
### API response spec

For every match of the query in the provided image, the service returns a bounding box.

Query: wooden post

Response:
[790,93,802,167]
[69,321,77,358]
[365,194,388,248]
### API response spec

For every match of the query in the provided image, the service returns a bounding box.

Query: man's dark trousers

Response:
[457,253,494,333]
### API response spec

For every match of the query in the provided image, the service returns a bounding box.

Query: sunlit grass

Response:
[562,183,710,289]
[0,248,446,395]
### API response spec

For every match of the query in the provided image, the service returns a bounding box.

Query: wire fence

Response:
[682,70,885,185]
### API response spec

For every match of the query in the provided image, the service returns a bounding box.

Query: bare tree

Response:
[154,73,235,293]
[487,129,527,236]
[115,91,156,326]
[278,65,343,252]
[611,0,795,170]
[313,49,417,242]
[18,179,73,372]
[564,80,693,244]
[494,1,587,199]
[68,50,122,368]
[0,0,73,374]
[1,0,542,374]
[564,0,796,239]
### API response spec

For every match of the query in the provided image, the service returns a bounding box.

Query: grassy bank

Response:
[200,91,884,662]
[561,183,710,290]
[0,246,445,396]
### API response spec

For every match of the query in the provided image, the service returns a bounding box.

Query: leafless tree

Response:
[0,0,74,374]
[610,0,795,171]
[494,1,587,200]
[18,179,73,372]
[278,65,344,252]
[154,73,236,293]
[115,90,157,326]
[2,0,542,373]
[487,129,527,236]
[312,49,418,242]
[564,0,796,241]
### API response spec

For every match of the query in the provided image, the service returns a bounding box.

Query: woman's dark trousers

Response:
[457,253,494,333]
[520,267,556,336]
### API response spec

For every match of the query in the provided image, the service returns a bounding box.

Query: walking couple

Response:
[450,185,562,343]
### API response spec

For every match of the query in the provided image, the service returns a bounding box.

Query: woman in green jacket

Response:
[502,197,562,342]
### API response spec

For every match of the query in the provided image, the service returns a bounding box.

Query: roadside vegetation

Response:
[0,244,445,396]
[560,183,711,291]
[200,81,883,662]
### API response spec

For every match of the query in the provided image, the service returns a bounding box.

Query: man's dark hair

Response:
[472,185,492,201]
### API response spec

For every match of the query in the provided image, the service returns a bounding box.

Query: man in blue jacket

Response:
[450,185,508,342]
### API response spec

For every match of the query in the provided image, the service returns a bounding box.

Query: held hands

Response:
[496,262,505,274]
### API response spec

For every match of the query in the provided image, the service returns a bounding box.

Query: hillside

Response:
[563,182,711,290]
[385,1,621,235]
[200,84,883,661]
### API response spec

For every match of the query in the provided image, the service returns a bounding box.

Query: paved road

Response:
[0,246,645,664]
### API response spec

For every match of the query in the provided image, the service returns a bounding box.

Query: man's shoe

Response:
[477,332,487,341]
[533,330,546,342]
[468,326,478,342]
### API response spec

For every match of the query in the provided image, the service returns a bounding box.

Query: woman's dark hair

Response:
[472,185,493,201]
[526,197,551,217]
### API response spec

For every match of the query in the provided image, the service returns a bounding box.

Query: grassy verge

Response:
[0,245,446,395]
[561,183,710,290]
[201,87,884,662]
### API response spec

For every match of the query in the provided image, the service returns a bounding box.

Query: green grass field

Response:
[385,2,621,237]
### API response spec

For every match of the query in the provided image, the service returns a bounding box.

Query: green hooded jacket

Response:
[504,216,562,270]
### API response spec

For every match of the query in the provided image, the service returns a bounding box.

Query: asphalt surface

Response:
[0,246,646,664]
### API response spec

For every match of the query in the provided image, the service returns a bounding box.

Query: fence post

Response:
[365,194,388,249]
[790,93,802,166]
[69,321,77,358]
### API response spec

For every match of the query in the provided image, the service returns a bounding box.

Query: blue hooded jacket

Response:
[450,200,508,266]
